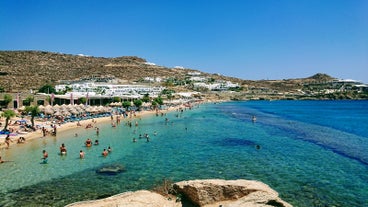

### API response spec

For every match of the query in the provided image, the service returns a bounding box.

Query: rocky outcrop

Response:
[65,190,180,207]
[173,179,292,207]
[67,179,292,207]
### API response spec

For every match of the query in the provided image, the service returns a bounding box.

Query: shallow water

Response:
[0,101,367,207]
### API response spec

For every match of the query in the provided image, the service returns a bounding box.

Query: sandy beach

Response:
[0,105,186,151]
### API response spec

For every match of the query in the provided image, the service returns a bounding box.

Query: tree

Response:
[38,84,56,94]
[2,109,16,131]
[141,93,150,103]
[133,99,143,110]
[23,95,34,106]
[112,97,122,103]
[151,100,158,109]
[25,105,40,129]
[122,101,131,109]
[154,97,163,105]
[78,97,87,104]
[3,94,13,108]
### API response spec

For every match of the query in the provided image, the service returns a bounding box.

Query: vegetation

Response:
[122,101,131,109]
[1,109,16,131]
[78,97,87,104]
[0,86,5,93]
[38,84,56,94]
[153,97,163,105]
[133,99,143,110]
[112,97,122,103]
[141,94,150,103]
[25,105,40,128]
[3,94,13,108]
[23,95,35,106]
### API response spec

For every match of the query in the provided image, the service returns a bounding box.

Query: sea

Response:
[0,100,367,207]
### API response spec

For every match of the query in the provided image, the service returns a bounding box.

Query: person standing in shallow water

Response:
[79,150,85,159]
[42,150,48,163]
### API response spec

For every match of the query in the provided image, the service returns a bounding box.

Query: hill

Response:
[0,51,208,92]
[3,50,364,101]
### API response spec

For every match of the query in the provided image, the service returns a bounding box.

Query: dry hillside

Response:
[0,51,335,94]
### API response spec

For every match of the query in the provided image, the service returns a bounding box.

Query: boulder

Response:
[67,179,292,207]
[173,179,292,207]
[66,190,180,207]
[96,164,125,175]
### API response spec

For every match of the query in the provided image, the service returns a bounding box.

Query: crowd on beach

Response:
[0,101,203,164]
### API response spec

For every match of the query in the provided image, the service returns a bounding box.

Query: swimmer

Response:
[102,149,108,157]
[133,138,137,142]
[41,150,48,163]
[107,146,112,152]
[85,138,92,147]
[60,143,67,155]
[79,150,85,159]
[94,140,99,145]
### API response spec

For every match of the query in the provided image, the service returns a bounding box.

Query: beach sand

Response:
[0,105,185,151]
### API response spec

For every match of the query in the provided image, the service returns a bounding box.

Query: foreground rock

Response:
[66,179,292,207]
[65,190,180,207]
[174,179,292,207]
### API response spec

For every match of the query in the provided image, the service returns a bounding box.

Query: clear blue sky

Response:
[1,0,367,83]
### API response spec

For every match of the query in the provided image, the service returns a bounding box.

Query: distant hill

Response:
[0,51,206,92]
[0,50,335,94]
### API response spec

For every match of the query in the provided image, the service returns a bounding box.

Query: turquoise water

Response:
[0,101,367,206]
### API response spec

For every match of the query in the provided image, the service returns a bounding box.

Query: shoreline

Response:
[0,104,189,151]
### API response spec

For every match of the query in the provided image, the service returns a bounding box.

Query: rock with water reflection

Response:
[96,164,125,175]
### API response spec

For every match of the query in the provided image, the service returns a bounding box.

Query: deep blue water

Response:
[0,100,367,207]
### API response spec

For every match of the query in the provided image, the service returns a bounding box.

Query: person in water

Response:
[102,149,108,157]
[85,138,92,147]
[94,140,99,145]
[79,150,85,159]
[42,150,48,163]
[60,143,67,155]
[107,146,112,152]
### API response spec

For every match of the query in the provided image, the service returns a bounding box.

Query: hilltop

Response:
[0,50,366,100]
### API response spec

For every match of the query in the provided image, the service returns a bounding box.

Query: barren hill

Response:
[0,51,336,94]
[0,51,205,92]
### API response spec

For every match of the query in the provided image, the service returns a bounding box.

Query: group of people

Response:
[40,141,113,163]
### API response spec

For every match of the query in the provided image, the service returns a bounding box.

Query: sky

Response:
[1,0,367,83]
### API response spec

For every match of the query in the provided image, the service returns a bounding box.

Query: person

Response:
[60,143,67,155]
[85,138,92,147]
[5,134,12,149]
[102,149,108,157]
[133,138,137,142]
[79,150,85,159]
[42,150,48,163]
[107,146,112,152]
[94,140,99,145]
[17,137,26,144]
[96,127,99,135]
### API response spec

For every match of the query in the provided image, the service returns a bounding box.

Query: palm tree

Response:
[3,94,13,108]
[25,105,40,129]
[2,109,16,131]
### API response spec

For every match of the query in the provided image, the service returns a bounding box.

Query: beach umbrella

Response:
[45,107,54,115]
[17,106,26,111]
[62,111,71,116]
[38,105,45,112]
[70,109,79,115]
[54,111,62,116]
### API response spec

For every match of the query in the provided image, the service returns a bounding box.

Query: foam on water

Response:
[0,101,367,206]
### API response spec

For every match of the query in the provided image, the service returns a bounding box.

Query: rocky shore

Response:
[66,179,292,207]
